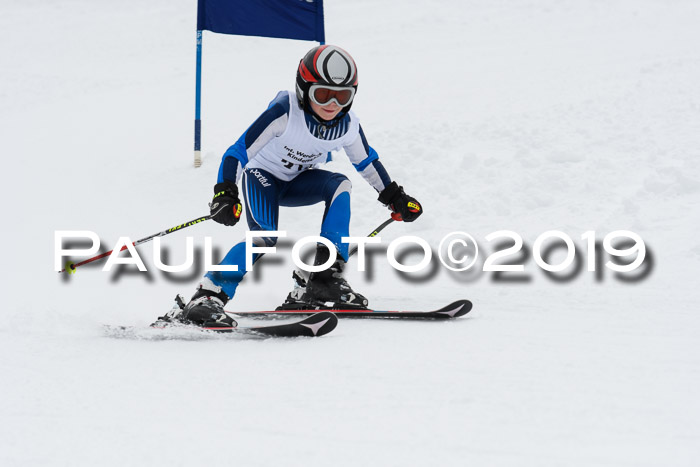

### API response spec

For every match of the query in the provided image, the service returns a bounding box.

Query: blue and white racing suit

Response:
[206,90,392,299]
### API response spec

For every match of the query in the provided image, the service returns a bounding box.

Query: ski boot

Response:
[151,294,188,328]
[151,280,237,331]
[278,269,316,310]
[180,280,237,331]
[289,244,368,310]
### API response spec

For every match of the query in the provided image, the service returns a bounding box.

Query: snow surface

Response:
[2,0,700,465]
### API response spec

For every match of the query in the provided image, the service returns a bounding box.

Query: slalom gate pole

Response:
[58,204,238,274]
[194,29,203,167]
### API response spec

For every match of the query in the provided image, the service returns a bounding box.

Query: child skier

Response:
[172,45,422,329]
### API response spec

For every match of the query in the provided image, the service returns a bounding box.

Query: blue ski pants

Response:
[205,167,352,299]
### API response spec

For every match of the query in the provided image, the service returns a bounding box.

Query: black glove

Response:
[378,181,423,222]
[210,181,242,226]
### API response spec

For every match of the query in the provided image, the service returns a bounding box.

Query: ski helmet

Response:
[296,45,358,117]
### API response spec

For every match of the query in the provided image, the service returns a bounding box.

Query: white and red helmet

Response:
[296,45,358,116]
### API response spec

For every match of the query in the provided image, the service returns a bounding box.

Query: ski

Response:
[234,299,472,320]
[105,311,338,339]
[233,311,338,337]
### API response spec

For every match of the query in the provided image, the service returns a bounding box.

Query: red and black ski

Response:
[234,300,472,320]
[234,311,338,337]
[106,311,338,339]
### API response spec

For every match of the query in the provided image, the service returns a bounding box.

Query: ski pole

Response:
[348,213,402,258]
[58,203,240,274]
[60,208,395,274]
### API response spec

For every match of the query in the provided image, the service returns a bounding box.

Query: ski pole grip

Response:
[391,213,403,221]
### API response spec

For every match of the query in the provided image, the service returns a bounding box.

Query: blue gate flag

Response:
[197,0,325,43]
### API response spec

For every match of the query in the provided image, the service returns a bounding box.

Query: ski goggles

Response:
[309,85,355,107]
